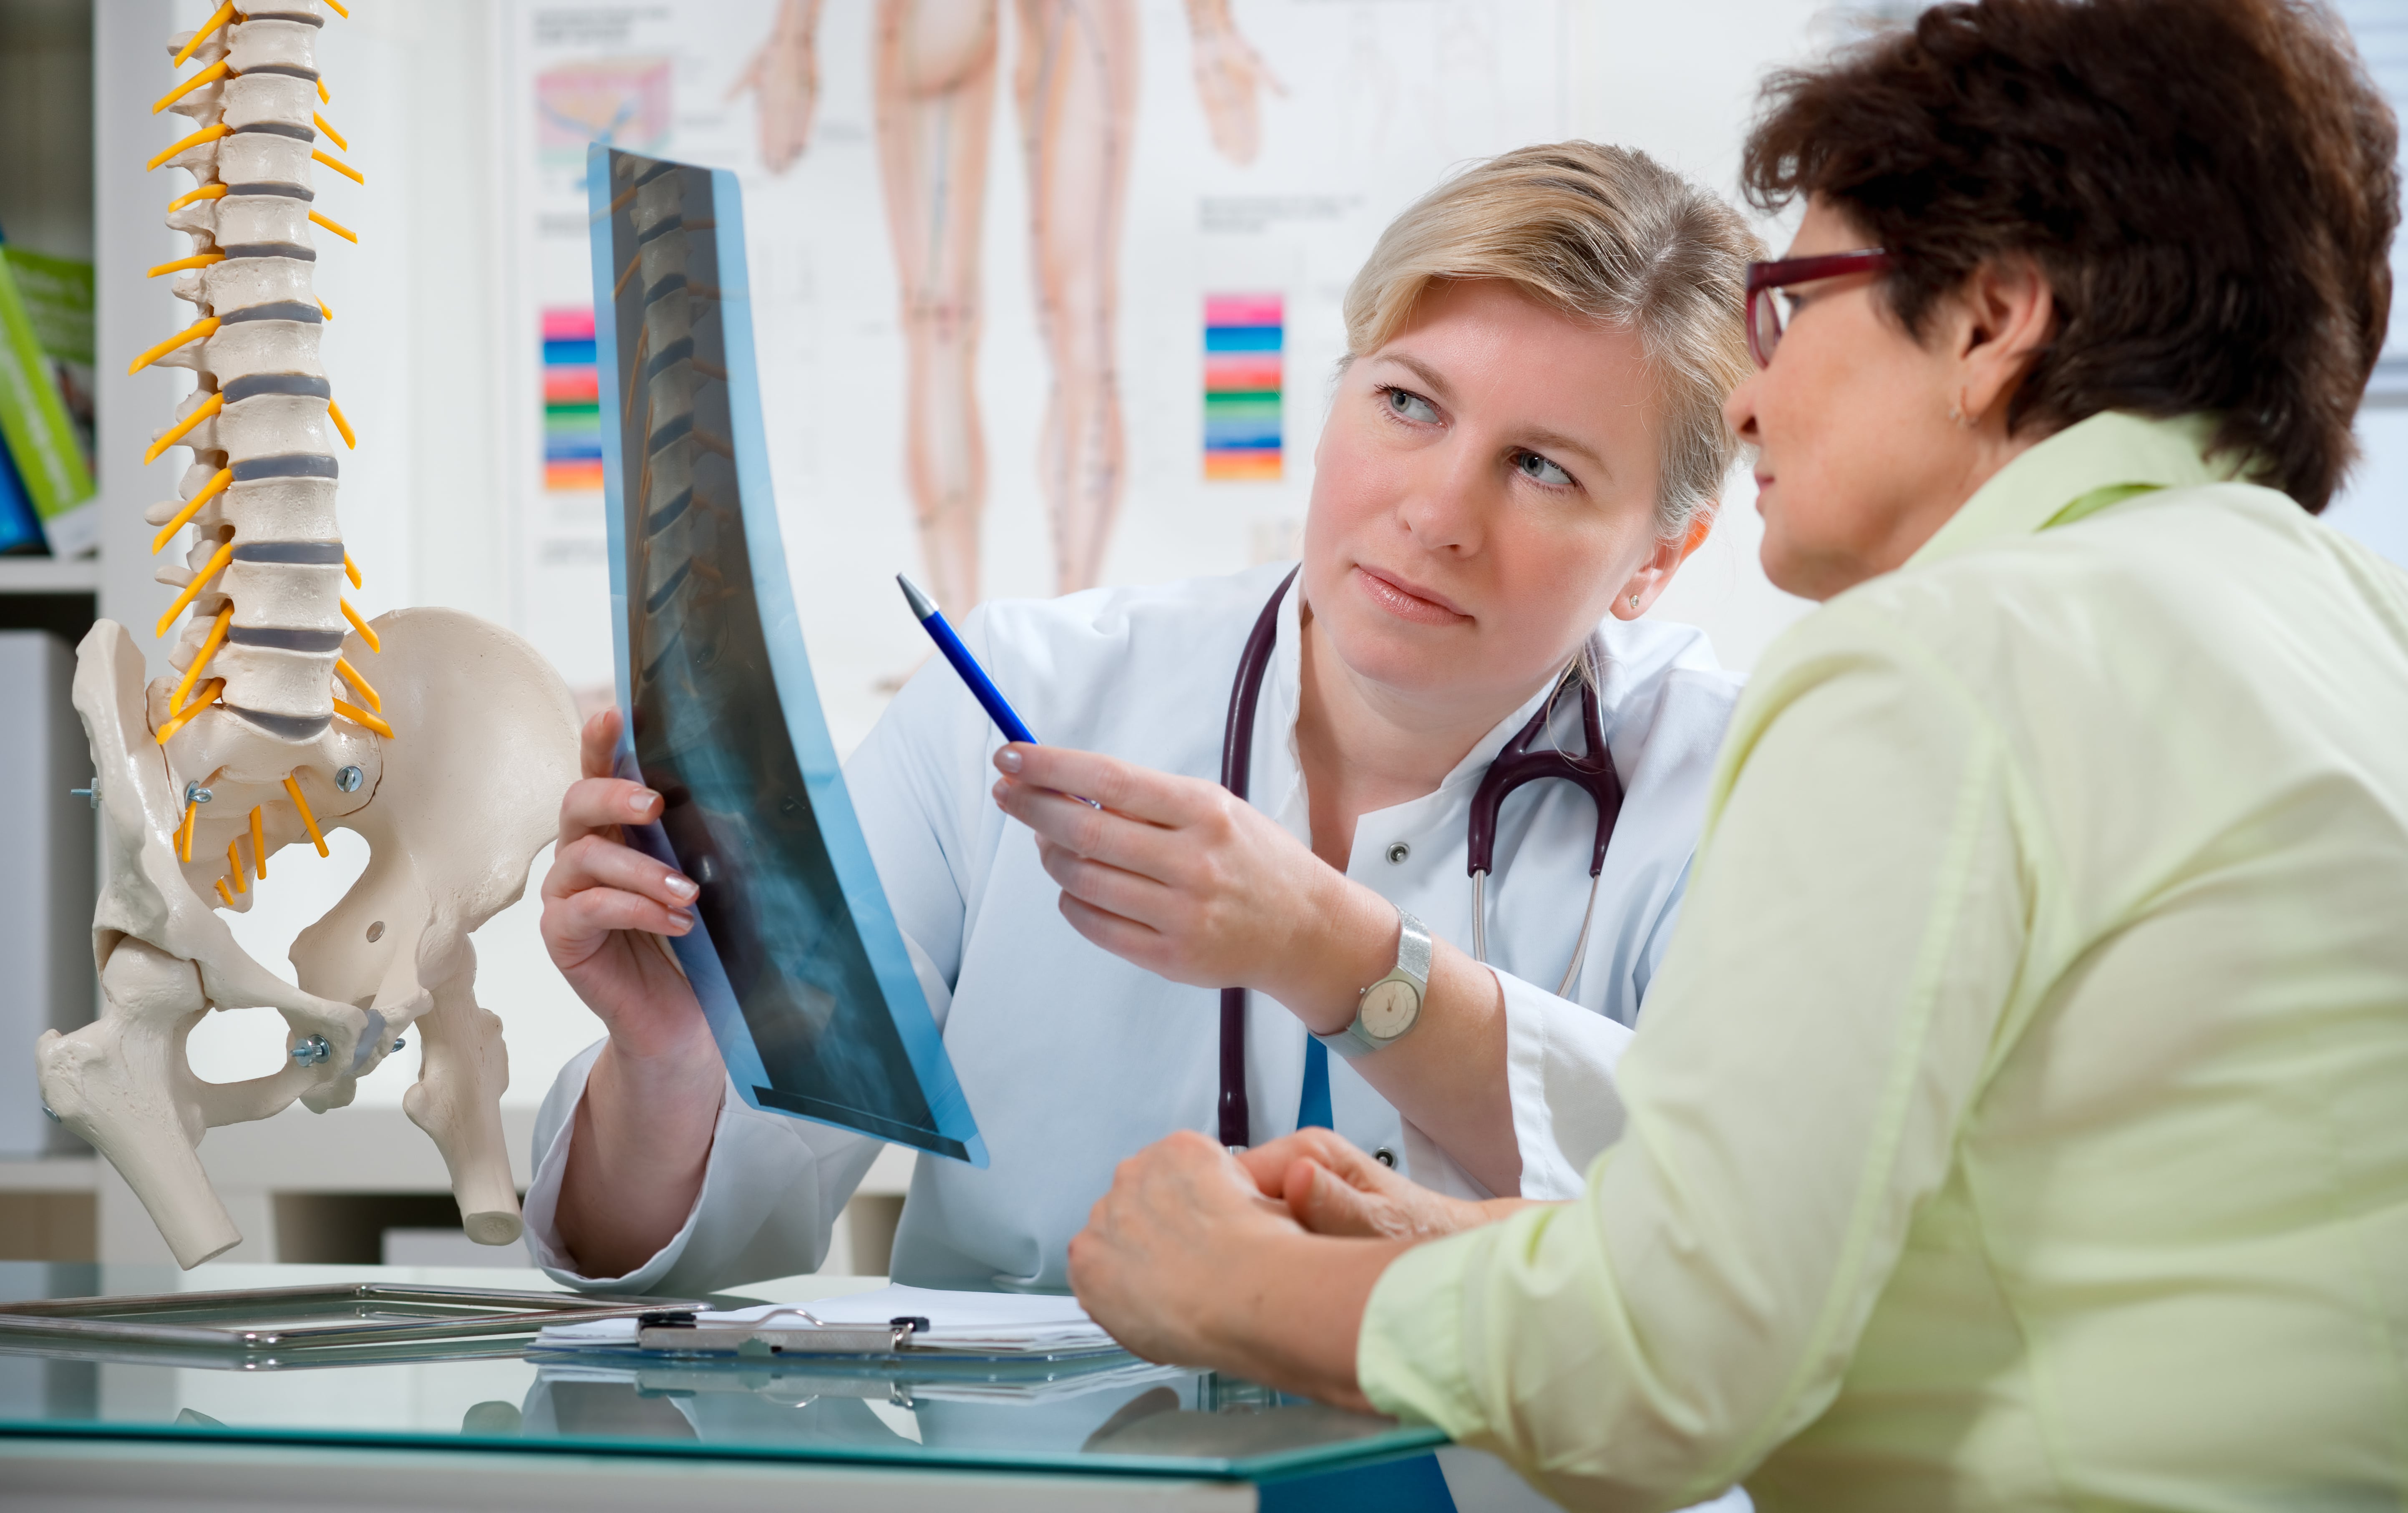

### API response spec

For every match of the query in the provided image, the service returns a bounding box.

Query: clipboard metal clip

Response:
[635,1309,935,1357]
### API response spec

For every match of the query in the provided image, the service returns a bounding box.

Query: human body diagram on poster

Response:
[733,0,1280,611]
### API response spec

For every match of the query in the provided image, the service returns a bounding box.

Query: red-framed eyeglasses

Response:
[1745,249,1896,368]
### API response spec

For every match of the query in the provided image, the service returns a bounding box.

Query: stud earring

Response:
[1629,593,1641,609]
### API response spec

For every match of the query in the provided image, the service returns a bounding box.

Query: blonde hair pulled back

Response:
[1343,142,1763,541]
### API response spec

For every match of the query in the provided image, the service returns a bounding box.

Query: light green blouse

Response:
[1358,412,2408,1510]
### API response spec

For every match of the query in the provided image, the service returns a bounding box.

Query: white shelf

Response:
[0,1154,100,1192]
[43,1105,917,1196]
[0,556,101,595]
[3,1116,914,1200]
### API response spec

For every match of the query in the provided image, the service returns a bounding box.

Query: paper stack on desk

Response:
[535,1285,1117,1357]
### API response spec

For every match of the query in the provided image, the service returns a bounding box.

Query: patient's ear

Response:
[1948,258,2055,426]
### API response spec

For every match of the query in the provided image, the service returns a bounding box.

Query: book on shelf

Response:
[0,428,40,556]
[0,243,97,557]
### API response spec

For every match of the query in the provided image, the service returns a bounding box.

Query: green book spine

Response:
[0,249,96,534]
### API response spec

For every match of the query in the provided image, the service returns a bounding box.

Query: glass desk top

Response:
[0,1263,1446,1485]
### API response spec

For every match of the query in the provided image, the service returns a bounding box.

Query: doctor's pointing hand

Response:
[993,737,1532,1181]
[995,743,1397,1011]
[528,142,1758,1296]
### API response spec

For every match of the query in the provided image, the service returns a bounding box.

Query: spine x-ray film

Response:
[589,146,986,1166]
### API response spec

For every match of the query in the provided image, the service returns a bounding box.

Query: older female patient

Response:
[1068,0,2408,1507]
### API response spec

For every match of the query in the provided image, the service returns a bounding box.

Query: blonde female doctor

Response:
[525,143,1762,1294]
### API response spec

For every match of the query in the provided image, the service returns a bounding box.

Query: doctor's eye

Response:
[1378,385,1441,425]
[1513,449,1576,488]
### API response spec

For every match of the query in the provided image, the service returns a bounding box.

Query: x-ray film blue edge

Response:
[590,146,631,706]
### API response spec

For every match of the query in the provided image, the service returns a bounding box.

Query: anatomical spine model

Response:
[35,0,579,1269]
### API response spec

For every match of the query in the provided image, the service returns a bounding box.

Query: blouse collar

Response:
[1909,410,2243,573]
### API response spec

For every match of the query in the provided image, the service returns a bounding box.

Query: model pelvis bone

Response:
[39,611,575,1268]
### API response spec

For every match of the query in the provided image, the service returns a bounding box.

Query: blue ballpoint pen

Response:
[898,574,1102,809]
[897,574,1040,745]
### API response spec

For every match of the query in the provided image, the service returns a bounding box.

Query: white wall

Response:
[1563,0,1828,665]
[2332,408,2408,565]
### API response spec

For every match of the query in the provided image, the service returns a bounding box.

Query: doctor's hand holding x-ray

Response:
[528,144,1759,1295]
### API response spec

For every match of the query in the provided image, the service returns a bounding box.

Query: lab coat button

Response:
[1385,842,1410,864]
[1374,1146,1397,1167]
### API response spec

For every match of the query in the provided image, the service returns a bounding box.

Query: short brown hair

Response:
[1345,143,1763,540]
[1741,0,2398,512]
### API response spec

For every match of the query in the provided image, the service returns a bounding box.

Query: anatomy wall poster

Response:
[501,0,1571,755]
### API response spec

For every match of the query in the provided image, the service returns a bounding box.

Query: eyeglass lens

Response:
[1750,289,1783,366]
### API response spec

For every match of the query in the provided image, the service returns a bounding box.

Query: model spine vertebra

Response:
[139,2,388,875]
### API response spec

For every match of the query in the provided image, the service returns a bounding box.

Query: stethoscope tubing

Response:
[1471,868,1603,998]
[1215,571,1295,1148]
[1214,569,1622,1148]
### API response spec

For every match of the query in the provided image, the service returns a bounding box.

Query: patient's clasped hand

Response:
[1071,1128,1507,1410]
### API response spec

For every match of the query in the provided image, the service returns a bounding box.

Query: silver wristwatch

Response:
[1317,909,1432,1060]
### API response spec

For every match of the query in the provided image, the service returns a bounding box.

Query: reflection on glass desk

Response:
[0,1263,1453,1505]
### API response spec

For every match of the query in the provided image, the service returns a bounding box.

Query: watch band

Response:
[1316,908,1432,1061]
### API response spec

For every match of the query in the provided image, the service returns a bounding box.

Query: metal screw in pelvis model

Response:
[290,1035,332,1067]
[335,765,364,793]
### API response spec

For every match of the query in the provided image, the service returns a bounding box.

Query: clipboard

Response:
[635,1307,931,1355]
[0,1283,713,1368]
[627,1307,1125,1362]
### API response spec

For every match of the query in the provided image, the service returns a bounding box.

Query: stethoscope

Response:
[1214,569,1625,1147]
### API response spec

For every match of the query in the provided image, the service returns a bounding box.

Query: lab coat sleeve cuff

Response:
[1357,1225,1498,1440]
[1494,967,1632,1200]
[523,1039,880,1294]
[520,1037,717,1293]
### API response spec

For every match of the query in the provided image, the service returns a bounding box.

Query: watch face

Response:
[1360,980,1420,1041]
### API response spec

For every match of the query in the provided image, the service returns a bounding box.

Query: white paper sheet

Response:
[536,1283,1114,1355]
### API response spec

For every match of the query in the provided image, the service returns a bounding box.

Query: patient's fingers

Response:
[1282,1160,1396,1239]
[1235,1128,1386,1197]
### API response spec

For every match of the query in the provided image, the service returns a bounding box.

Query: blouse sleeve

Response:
[1357,607,2033,1508]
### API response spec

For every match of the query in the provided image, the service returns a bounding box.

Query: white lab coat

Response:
[525,562,1742,1293]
